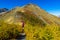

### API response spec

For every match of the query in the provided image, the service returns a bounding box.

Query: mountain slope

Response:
[0,4,60,40]
[23,4,60,25]
[0,4,60,26]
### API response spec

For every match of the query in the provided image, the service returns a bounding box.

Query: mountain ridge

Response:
[0,4,60,26]
[0,4,60,40]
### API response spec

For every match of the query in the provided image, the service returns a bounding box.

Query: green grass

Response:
[0,19,60,40]
[24,23,60,40]
[0,20,22,39]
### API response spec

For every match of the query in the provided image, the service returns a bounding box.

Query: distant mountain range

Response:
[0,8,8,13]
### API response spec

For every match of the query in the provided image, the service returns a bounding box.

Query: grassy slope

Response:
[0,4,60,40]
[23,4,60,25]
[23,4,60,40]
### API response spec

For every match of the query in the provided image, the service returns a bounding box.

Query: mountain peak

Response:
[25,3,39,7]
[0,8,8,13]
[0,4,60,26]
[27,3,37,5]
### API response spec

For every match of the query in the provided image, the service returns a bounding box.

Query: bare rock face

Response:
[0,8,8,13]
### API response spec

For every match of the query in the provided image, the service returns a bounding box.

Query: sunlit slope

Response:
[0,4,60,26]
[0,7,46,26]
[22,4,60,25]
[0,4,60,40]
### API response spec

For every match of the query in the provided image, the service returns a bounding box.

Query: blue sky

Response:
[0,0,60,16]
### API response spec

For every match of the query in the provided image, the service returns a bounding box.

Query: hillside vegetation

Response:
[0,4,60,40]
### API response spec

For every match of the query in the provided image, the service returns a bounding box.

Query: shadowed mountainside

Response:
[0,8,8,13]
